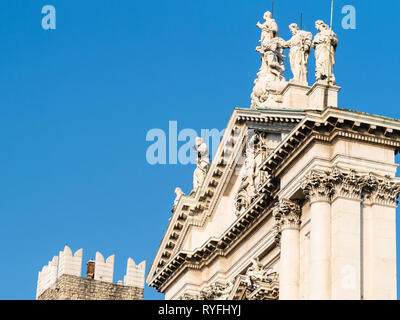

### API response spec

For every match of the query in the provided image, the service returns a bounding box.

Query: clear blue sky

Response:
[0,0,399,300]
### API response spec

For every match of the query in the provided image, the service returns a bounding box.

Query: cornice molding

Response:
[261,108,400,177]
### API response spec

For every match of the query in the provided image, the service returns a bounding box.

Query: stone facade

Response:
[146,10,400,300]
[38,274,144,300]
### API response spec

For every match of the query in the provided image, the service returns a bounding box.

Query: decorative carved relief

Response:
[242,259,279,300]
[179,293,199,300]
[273,199,301,231]
[199,281,234,300]
[272,224,281,247]
[234,132,257,216]
[301,170,334,202]
[235,130,274,216]
[366,175,400,207]
[330,169,363,200]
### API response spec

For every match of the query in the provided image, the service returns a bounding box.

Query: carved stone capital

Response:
[273,199,301,231]
[330,168,364,201]
[364,175,400,207]
[302,168,400,205]
[301,170,334,203]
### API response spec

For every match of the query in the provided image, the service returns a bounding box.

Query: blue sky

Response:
[0,0,399,300]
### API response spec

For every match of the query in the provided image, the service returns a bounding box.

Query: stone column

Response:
[273,200,301,300]
[363,176,400,300]
[329,169,363,300]
[302,171,333,300]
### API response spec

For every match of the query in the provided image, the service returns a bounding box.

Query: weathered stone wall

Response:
[38,274,144,300]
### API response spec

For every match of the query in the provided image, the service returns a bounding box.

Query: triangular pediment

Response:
[146,107,305,290]
[147,106,400,292]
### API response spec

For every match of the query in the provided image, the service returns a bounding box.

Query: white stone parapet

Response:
[124,258,146,289]
[94,252,115,283]
[36,256,59,299]
[36,246,146,299]
[57,245,83,278]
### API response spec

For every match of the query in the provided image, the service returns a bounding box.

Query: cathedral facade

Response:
[147,11,400,300]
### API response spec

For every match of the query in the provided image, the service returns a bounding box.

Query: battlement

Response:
[36,246,146,300]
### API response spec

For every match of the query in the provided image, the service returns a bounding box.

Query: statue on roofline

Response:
[173,187,185,208]
[193,137,210,191]
[250,11,340,108]
[283,23,312,86]
[313,20,338,85]
[251,11,287,109]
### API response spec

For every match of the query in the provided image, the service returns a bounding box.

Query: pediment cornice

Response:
[261,107,400,176]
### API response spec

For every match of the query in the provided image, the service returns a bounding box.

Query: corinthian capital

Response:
[301,170,334,203]
[365,175,400,207]
[273,199,301,231]
[302,168,400,204]
[330,168,364,201]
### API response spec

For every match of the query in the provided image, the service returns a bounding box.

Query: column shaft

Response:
[273,200,301,300]
[280,228,300,299]
[309,200,331,300]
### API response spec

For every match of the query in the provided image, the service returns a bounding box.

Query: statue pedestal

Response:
[281,83,311,109]
[306,83,341,111]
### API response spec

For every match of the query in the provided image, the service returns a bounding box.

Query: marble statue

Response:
[235,173,256,216]
[256,11,278,44]
[244,258,264,290]
[283,23,312,85]
[243,258,278,294]
[173,187,185,207]
[251,12,286,108]
[193,137,210,190]
[312,20,338,85]
[234,133,258,216]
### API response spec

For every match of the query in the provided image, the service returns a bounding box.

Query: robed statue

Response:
[283,23,312,85]
[312,20,338,85]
